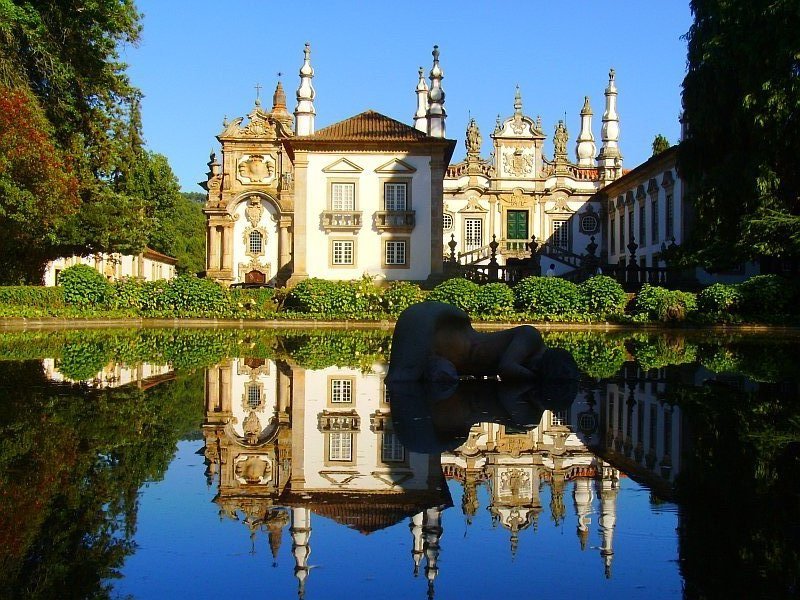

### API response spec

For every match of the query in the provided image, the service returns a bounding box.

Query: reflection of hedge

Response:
[630,335,699,371]
[698,340,798,383]
[543,331,626,379]
[280,331,391,372]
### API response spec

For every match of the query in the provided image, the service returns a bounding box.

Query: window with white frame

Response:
[332,240,354,265]
[464,218,483,251]
[331,183,355,210]
[330,379,353,404]
[381,432,405,462]
[249,230,263,254]
[385,240,407,265]
[442,213,453,231]
[552,220,569,249]
[384,182,407,211]
[329,432,353,461]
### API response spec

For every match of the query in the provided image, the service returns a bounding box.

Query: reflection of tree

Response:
[0,361,203,598]
[672,381,800,597]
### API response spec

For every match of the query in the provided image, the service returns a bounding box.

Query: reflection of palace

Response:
[202,360,684,595]
[42,358,174,389]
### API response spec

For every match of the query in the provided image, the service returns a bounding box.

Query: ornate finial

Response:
[254,82,262,106]
[536,115,542,131]
[222,114,228,127]
[514,85,522,115]
[273,80,286,109]
[609,68,616,82]
[581,95,592,115]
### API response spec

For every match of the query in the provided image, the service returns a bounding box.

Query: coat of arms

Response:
[503,148,534,177]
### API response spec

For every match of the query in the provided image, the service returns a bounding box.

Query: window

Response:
[442,213,454,231]
[628,210,634,245]
[639,205,646,246]
[552,220,569,249]
[666,193,674,239]
[464,218,483,251]
[381,432,405,462]
[330,379,353,404]
[246,384,262,409]
[610,214,616,253]
[619,213,626,253]
[384,182,407,211]
[651,198,659,244]
[329,432,353,462]
[385,240,407,265]
[332,240,354,265]
[331,183,355,210]
[249,230,263,254]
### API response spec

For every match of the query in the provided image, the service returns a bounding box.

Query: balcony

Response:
[374,210,416,233]
[321,210,363,232]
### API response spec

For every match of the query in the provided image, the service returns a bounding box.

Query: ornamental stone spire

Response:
[576,96,596,166]
[514,85,523,116]
[414,67,429,133]
[426,45,446,138]
[294,43,316,135]
[598,69,622,181]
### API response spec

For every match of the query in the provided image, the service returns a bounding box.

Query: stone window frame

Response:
[382,236,411,269]
[379,430,407,465]
[551,218,571,250]
[242,225,269,260]
[328,179,358,211]
[329,237,356,268]
[442,212,454,231]
[242,380,265,412]
[380,177,412,212]
[327,375,356,407]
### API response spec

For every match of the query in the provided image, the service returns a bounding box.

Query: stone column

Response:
[219,360,232,413]
[206,367,220,413]
[287,152,309,285]
[221,224,233,273]
[279,217,292,274]
[209,225,221,271]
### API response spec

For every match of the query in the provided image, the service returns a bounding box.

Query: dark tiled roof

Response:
[300,110,432,142]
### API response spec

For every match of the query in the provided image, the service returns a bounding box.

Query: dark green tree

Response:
[679,0,800,268]
[651,134,670,156]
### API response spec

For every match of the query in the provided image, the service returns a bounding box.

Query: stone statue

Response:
[465,118,482,155]
[386,301,578,383]
[554,120,568,158]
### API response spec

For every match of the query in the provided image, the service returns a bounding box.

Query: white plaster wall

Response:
[229,359,279,437]
[231,196,280,284]
[304,153,433,281]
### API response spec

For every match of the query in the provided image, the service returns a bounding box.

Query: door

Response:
[506,210,528,240]
[245,270,266,284]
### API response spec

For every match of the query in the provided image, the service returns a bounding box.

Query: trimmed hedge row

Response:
[1,267,797,323]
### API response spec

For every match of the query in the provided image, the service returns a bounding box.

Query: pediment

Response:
[374,158,417,174]
[322,157,364,173]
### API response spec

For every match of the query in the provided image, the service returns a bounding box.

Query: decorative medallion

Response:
[234,454,273,484]
[244,196,264,227]
[237,155,275,184]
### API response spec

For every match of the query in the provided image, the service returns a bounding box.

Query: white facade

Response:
[43,249,177,286]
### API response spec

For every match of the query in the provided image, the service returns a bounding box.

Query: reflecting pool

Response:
[0,328,798,598]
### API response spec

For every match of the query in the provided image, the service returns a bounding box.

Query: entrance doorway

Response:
[245,270,266,284]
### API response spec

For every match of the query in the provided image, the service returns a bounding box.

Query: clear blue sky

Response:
[124,1,693,192]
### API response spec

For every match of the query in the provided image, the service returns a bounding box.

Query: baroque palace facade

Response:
[204,43,737,285]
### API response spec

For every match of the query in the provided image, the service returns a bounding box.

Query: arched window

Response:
[249,230,263,254]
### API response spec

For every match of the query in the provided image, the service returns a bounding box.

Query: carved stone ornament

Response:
[500,188,527,207]
[234,454,273,484]
[237,257,271,282]
[499,467,532,499]
[245,196,264,227]
[465,118,482,155]
[243,109,276,138]
[237,154,275,184]
[243,410,261,438]
[503,148,534,177]
[511,113,526,135]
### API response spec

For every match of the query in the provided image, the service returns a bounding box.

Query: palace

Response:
[203,43,753,287]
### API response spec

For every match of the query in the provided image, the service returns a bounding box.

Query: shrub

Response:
[138,280,170,312]
[283,278,383,315]
[697,283,742,315]
[0,286,64,308]
[60,264,111,307]
[475,283,515,316]
[738,274,796,316]
[230,287,277,314]
[162,275,229,314]
[108,277,146,310]
[632,284,697,322]
[513,276,581,317]
[578,275,626,316]
[381,281,424,316]
[427,278,480,314]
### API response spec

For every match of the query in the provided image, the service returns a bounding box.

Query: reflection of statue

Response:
[387,302,577,383]
[465,118,482,155]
